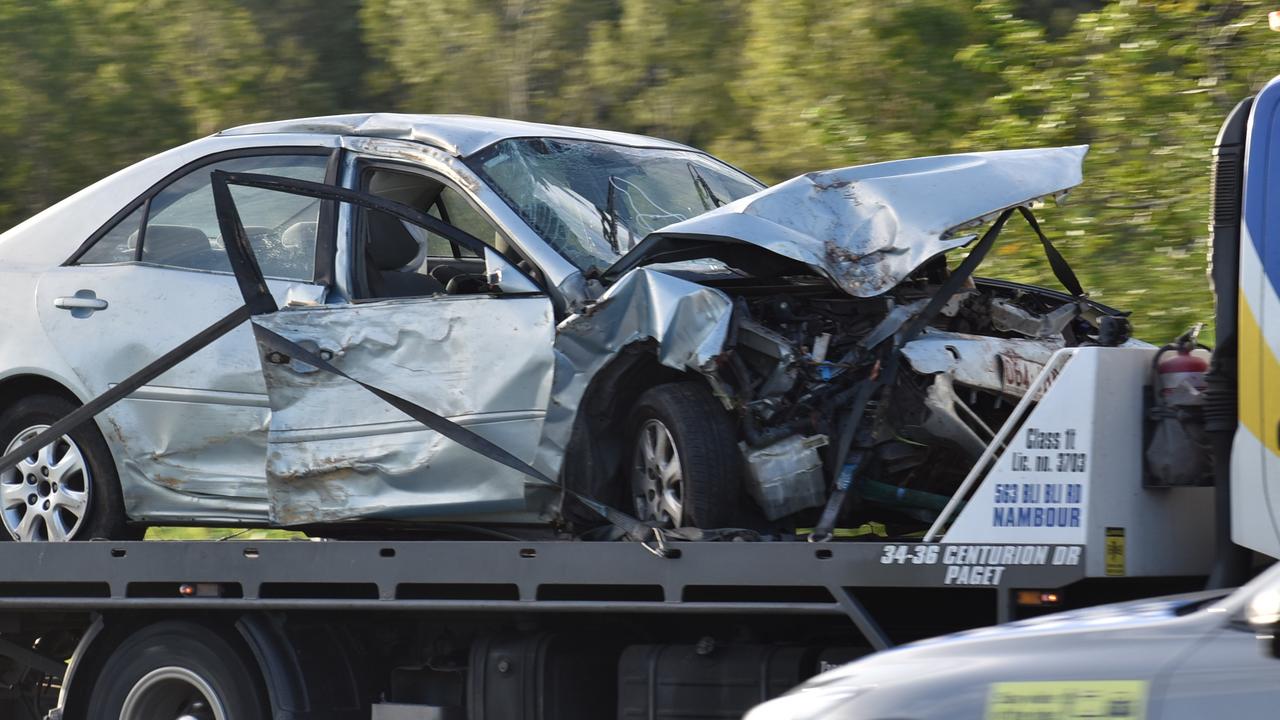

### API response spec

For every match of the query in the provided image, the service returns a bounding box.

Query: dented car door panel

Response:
[255,296,555,525]
[35,264,312,522]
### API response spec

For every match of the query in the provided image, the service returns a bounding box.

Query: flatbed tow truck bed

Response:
[0,345,1220,719]
[0,537,1207,720]
[0,539,1095,631]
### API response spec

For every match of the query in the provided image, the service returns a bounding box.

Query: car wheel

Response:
[85,621,269,720]
[628,382,741,528]
[0,394,137,541]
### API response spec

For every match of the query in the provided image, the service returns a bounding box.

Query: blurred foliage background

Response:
[2,0,1277,341]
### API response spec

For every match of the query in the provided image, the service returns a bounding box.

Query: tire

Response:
[86,621,269,720]
[0,393,138,541]
[627,381,742,528]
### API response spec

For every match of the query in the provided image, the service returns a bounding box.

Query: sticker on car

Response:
[985,680,1146,720]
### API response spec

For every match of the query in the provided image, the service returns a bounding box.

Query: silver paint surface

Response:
[254,294,556,525]
[533,268,735,480]
[221,113,693,158]
[899,330,1062,399]
[746,566,1280,719]
[644,146,1087,297]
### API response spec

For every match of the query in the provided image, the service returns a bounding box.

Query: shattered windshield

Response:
[467,138,763,273]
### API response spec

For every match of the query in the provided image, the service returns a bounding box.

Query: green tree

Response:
[0,0,379,231]
[361,0,613,119]
[560,0,746,148]
[713,0,1001,180]
[0,1,190,224]
[956,0,1275,341]
[3,0,1276,345]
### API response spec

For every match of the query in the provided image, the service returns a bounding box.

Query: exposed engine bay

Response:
[691,259,1132,536]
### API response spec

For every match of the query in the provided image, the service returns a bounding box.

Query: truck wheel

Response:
[86,621,268,720]
[0,394,137,541]
[628,382,741,528]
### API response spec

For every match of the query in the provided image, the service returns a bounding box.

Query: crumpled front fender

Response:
[534,268,734,481]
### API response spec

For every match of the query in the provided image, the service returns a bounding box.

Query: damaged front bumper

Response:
[555,145,1139,535]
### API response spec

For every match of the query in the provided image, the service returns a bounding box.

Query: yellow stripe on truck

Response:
[1238,292,1278,453]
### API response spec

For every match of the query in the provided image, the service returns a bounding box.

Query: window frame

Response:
[350,158,538,301]
[214,170,546,305]
[66,146,342,285]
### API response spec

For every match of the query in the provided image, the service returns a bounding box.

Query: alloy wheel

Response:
[631,418,684,526]
[0,425,91,541]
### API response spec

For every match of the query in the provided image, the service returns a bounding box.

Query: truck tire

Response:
[0,393,138,541]
[85,621,268,720]
[628,382,741,528]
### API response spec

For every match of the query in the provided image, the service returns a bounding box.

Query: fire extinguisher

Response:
[1146,323,1211,486]
[1154,324,1209,406]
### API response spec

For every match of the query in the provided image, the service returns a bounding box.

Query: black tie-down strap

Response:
[1,169,670,555]
[1017,206,1086,301]
[251,324,655,546]
[810,205,1085,541]
[898,205,1088,349]
[220,171,670,553]
[0,172,281,478]
[217,171,663,551]
[0,305,255,481]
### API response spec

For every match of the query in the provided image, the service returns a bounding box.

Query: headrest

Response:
[282,221,317,249]
[366,212,421,271]
[242,226,272,242]
[368,171,442,208]
[139,225,213,262]
[130,224,270,251]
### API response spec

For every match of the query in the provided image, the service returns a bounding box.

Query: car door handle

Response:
[54,291,108,317]
[54,297,108,310]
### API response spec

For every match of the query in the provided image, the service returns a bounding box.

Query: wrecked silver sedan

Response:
[0,114,1126,541]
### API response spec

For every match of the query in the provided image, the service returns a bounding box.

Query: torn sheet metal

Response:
[533,268,735,479]
[989,297,1077,338]
[637,146,1088,297]
[899,331,1063,399]
[921,373,989,457]
[254,295,556,525]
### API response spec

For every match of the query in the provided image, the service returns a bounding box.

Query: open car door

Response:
[218,172,556,526]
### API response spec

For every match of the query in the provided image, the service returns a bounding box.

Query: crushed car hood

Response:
[611,146,1087,297]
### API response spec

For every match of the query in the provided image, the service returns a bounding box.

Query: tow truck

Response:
[2,68,1280,720]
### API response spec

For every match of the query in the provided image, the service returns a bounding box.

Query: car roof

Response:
[218,113,695,158]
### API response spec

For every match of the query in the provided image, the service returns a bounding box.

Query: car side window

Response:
[429,192,502,259]
[359,166,518,298]
[79,154,329,282]
[425,203,478,259]
[76,205,144,264]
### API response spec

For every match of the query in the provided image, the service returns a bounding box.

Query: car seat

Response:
[139,225,229,272]
[364,212,445,298]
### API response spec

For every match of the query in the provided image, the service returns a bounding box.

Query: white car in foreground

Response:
[747,562,1280,719]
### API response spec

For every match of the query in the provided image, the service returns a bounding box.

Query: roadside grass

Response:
[145,526,306,541]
